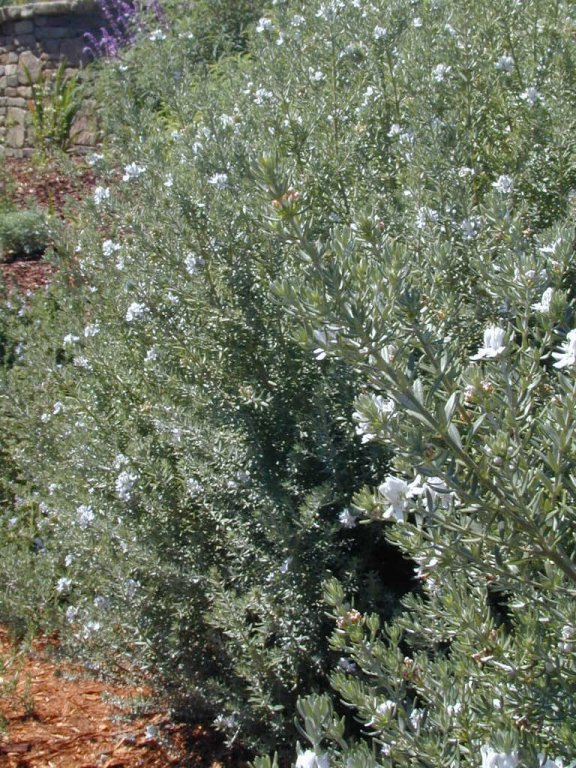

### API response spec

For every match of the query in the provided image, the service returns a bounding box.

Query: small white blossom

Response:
[295,750,329,768]
[102,240,121,258]
[148,28,166,41]
[291,14,305,26]
[413,17,423,28]
[470,325,507,360]
[77,504,95,529]
[56,577,72,594]
[309,69,326,82]
[432,63,451,82]
[84,322,100,337]
[446,702,462,717]
[495,54,514,73]
[552,329,576,369]
[93,186,110,205]
[255,17,273,33]
[63,333,79,346]
[338,507,357,529]
[378,475,420,523]
[52,401,64,415]
[492,175,514,194]
[65,605,79,622]
[480,745,519,768]
[187,478,204,496]
[352,394,395,443]
[144,346,158,363]
[521,86,541,106]
[208,173,229,189]
[532,287,554,313]
[115,470,137,502]
[122,163,146,181]
[73,355,92,371]
[125,302,147,322]
[416,206,439,229]
[373,25,388,39]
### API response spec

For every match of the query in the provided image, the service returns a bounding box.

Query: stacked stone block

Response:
[0,0,104,157]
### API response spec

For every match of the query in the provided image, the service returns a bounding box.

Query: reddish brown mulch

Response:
[0,629,249,768]
[1,156,97,294]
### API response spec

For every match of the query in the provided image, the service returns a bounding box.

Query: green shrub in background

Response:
[0,208,53,263]
[1,0,576,764]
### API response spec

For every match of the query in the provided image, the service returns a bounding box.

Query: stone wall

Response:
[0,0,104,157]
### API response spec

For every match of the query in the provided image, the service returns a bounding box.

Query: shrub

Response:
[0,208,53,263]
[1,0,576,763]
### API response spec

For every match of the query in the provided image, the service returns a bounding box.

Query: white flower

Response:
[338,508,357,528]
[84,322,100,337]
[352,394,395,443]
[77,504,95,529]
[187,478,204,496]
[521,86,541,106]
[208,172,229,189]
[492,175,514,194]
[122,163,146,181]
[532,287,554,313]
[184,253,204,275]
[56,577,72,594]
[102,240,121,258]
[115,470,137,502]
[470,325,507,360]
[65,605,79,622]
[295,750,329,768]
[373,25,387,39]
[255,17,273,33]
[291,14,305,26]
[310,69,326,82]
[495,54,514,73]
[144,346,158,363]
[93,186,110,205]
[419,476,457,509]
[416,206,439,229]
[148,28,166,41]
[432,63,451,82]
[125,302,147,322]
[378,475,419,522]
[539,758,564,768]
[413,17,423,28]
[480,745,519,768]
[164,174,174,188]
[63,333,79,346]
[53,401,64,415]
[552,329,576,369]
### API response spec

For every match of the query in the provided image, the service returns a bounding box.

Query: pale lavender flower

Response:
[521,86,541,106]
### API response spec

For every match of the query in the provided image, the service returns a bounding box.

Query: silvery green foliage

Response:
[243,0,576,764]
[2,0,576,761]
